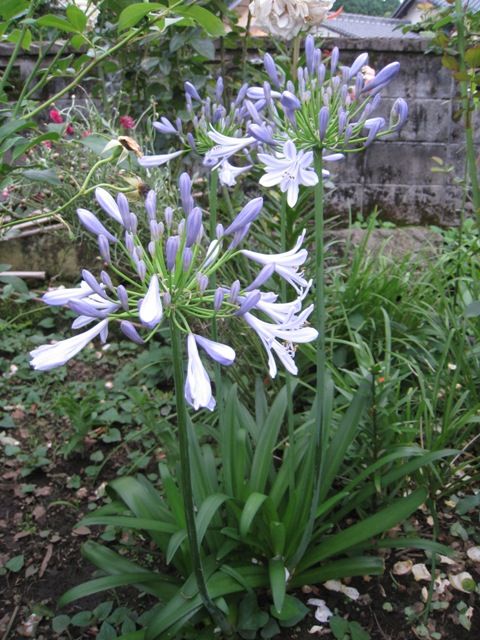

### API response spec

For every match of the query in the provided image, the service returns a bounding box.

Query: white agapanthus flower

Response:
[249,0,334,40]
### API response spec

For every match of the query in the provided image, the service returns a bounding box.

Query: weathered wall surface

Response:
[324,36,470,226]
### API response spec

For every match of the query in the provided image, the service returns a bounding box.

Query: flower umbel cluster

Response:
[139,79,255,187]
[30,175,317,410]
[242,36,408,204]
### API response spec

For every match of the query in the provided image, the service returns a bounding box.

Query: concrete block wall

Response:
[324,37,471,226]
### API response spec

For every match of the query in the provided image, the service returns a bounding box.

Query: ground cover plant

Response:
[1,1,480,639]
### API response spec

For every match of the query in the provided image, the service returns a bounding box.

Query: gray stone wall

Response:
[324,36,470,226]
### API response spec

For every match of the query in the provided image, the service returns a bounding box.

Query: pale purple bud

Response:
[124,232,135,256]
[235,290,262,316]
[77,209,117,243]
[95,188,122,224]
[187,133,196,151]
[214,288,224,311]
[120,320,144,345]
[186,93,193,113]
[175,117,183,134]
[129,212,138,235]
[145,190,157,221]
[229,280,240,304]
[150,220,162,241]
[183,247,193,270]
[317,63,326,85]
[341,66,350,83]
[229,223,251,250]
[364,117,385,146]
[318,106,330,141]
[148,241,155,257]
[234,83,249,107]
[153,117,177,134]
[98,234,111,263]
[281,91,301,112]
[197,273,208,292]
[305,34,315,74]
[204,97,211,121]
[349,53,368,80]
[212,106,225,124]
[248,123,275,145]
[332,76,340,91]
[338,108,347,132]
[323,153,344,163]
[81,270,106,299]
[216,223,224,239]
[245,100,262,125]
[69,299,106,318]
[390,98,408,130]
[314,48,322,72]
[185,81,201,101]
[164,206,173,229]
[166,235,180,271]
[371,93,382,111]
[100,270,113,290]
[355,73,364,98]
[179,173,194,215]
[163,292,171,307]
[216,77,224,103]
[117,285,129,310]
[136,259,146,281]
[185,207,202,247]
[330,47,339,74]
[362,62,400,94]
[224,197,263,235]
[178,219,185,237]
[340,84,348,103]
[116,193,129,224]
[245,263,275,291]
[263,81,272,108]
[264,53,280,87]
[344,124,353,144]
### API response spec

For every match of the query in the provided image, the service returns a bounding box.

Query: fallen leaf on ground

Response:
[393,559,413,575]
[324,579,360,600]
[307,598,333,623]
[449,571,476,593]
[39,543,53,578]
[467,546,480,562]
[412,563,432,581]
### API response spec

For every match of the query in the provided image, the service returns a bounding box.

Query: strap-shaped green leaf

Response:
[239,492,267,538]
[79,514,177,535]
[269,557,286,614]
[299,488,427,571]
[291,556,384,588]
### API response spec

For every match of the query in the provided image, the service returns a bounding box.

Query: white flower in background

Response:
[249,0,334,40]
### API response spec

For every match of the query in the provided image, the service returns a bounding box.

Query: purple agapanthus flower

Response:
[30,173,317,410]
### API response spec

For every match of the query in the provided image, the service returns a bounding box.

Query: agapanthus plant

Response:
[30,174,317,409]
[30,173,317,634]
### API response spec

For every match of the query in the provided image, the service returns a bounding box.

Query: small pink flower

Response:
[42,140,53,149]
[49,109,64,124]
[82,130,92,138]
[65,123,75,135]
[119,115,135,129]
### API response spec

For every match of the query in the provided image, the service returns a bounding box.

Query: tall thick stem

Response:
[455,0,480,227]
[209,171,225,427]
[280,196,295,493]
[169,319,233,637]
[314,152,326,456]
